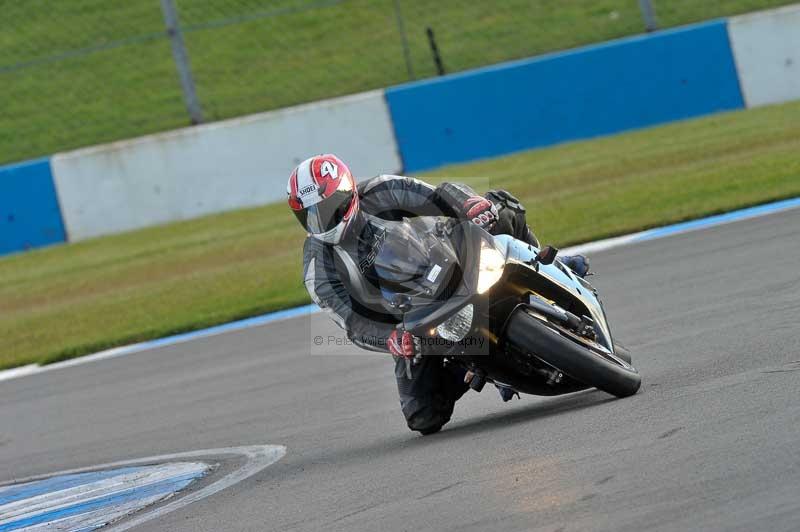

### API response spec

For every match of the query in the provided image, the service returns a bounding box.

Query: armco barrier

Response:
[0,159,66,255]
[728,4,800,108]
[51,90,402,242]
[386,20,745,172]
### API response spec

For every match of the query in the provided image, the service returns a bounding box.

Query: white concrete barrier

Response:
[52,90,401,241]
[728,4,800,108]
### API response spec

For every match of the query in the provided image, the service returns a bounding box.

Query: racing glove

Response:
[389,328,421,379]
[388,328,418,359]
[463,196,498,231]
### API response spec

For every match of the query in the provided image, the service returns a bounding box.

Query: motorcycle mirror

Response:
[535,245,559,265]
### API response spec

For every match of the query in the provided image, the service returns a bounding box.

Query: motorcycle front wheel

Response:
[505,309,641,398]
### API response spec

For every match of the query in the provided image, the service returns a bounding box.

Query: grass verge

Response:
[1,99,800,369]
[1,0,796,163]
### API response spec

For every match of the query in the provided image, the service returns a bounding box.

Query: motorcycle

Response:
[370,215,641,402]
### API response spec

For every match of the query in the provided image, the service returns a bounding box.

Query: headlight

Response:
[436,304,473,341]
[477,241,505,294]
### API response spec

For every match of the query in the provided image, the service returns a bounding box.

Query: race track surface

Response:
[1,207,799,531]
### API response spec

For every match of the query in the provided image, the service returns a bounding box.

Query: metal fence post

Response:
[160,0,204,124]
[426,27,445,76]
[638,0,658,32]
[392,0,415,81]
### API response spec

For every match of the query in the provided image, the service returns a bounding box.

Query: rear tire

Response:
[506,310,641,398]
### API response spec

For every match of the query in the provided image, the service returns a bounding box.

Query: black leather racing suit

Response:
[302,175,538,433]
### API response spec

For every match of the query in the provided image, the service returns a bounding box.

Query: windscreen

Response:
[372,217,461,306]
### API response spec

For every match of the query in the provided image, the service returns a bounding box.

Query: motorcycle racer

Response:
[288,154,589,434]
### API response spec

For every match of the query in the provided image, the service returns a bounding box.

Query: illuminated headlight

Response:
[436,304,474,341]
[477,241,505,294]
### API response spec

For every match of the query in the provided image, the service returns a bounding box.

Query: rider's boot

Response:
[521,222,589,278]
[559,254,590,278]
[496,385,519,402]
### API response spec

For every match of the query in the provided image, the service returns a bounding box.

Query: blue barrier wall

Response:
[0,159,66,255]
[386,20,745,172]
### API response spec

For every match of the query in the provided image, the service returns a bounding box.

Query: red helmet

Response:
[287,154,359,244]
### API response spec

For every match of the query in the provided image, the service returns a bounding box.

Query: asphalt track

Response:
[1,207,799,531]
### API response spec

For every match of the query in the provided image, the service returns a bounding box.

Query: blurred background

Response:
[1,0,795,164]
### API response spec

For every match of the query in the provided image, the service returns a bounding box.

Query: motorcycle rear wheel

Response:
[506,310,641,398]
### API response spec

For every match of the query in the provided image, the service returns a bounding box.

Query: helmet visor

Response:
[293,188,355,235]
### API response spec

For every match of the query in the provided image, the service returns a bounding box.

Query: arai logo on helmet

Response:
[320,160,339,180]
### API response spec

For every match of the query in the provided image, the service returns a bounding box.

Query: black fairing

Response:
[371,218,482,326]
[398,221,484,333]
[373,218,458,298]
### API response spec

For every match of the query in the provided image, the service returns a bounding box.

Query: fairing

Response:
[493,235,614,352]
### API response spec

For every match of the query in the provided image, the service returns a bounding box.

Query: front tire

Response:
[506,310,641,398]
[613,342,632,365]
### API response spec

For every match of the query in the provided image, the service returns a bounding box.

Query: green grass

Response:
[2,99,800,370]
[1,0,795,163]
